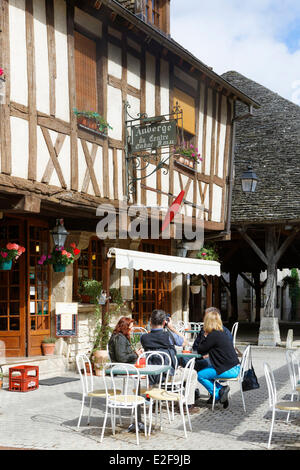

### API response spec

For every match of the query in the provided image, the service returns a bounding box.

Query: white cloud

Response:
[171,0,300,104]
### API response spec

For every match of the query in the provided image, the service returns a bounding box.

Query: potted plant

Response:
[78,277,91,304]
[0,243,26,270]
[190,275,201,294]
[173,143,202,170]
[74,108,113,136]
[197,244,219,261]
[41,337,57,355]
[38,243,80,272]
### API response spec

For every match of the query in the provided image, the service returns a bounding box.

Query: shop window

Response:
[73,238,103,301]
[145,0,161,28]
[74,31,98,112]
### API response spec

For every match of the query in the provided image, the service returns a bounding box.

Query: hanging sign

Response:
[131,119,177,152]
[55,302,78,337]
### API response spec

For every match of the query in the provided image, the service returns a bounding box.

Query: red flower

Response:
[70,242,76,249]
[73,248,80,256]
[0,68,3,77]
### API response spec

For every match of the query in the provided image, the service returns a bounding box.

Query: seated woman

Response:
[196,307,240,409]
[108,316,143,364]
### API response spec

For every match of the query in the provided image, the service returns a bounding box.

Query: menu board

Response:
[55,302,78,337]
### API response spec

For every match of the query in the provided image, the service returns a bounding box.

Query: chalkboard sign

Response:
[55,302,78,337]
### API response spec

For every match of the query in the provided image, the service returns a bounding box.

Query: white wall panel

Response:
[160,59,169,115]
[33,0,49,115]
[218,96,228,178]
[107,85,122,140]
[108,148,114,199]
[94,145,103,197]
[9,0,28,106]
[54,0,69,122]
[205,89,213,175]
[117,149,123,200]
[75,7,102,37]
[127,53,140,90]
[197,83,205,174]
[212,184,222,222]
[108,43,122,79]
[10,117,28,180]
[145,52,156,118]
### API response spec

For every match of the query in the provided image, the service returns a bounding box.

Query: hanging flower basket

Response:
[38,243,81,272]
[53,263,66,273]
[190,285,201,294]
[0,259,12,271]
[0,243,26,270]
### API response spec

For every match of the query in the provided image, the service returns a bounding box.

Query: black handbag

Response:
[242,351,260,392]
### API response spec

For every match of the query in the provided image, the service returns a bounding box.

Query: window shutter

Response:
[173,88,196,135]
[74,31,97,111]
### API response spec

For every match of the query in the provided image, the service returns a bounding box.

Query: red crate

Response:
[9,365,39,392]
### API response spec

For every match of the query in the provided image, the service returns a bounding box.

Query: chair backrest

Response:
[109,363,140,403]
[76,353,94,395]
[132,327,148,334]
[286,349,299,391]
[189,322,202,332]
[137,350,171,388]
[231,322,239,347]
[239,345,251,381]
[180,357,196,401]
[264,362,277,409]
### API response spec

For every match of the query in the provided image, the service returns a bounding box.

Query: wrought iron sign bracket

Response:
[124,101,183,199]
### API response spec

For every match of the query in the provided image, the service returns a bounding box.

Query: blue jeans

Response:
[197,365,240,400]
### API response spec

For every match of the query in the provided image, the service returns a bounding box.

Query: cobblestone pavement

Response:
[1,346,300,451]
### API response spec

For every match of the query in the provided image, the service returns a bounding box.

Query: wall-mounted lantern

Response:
[241,165,258,193]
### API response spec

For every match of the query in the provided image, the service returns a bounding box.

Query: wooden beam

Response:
[275,227,300,264]
[13,195,41,213]
[0,0,11,175]
[239,272,255,289]
[238,227,268,265]
[41,127,67,188]
[46,0,56,117]
[26,0,37,181]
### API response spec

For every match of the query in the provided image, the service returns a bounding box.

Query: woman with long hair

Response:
[196,307,240,409]
[108,316,143,363]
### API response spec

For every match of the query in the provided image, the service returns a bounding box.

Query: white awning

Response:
[107,247,220,276]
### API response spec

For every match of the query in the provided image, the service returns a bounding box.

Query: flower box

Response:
[74,109,112,138]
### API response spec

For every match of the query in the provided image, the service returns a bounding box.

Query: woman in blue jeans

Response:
[196,308,240,409]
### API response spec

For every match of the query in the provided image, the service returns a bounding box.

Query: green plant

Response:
[282,269,300,320]
[109,288,123,307]
[42,336,57,344]
[130,333,141,350]
[173,142,202,162]
[73,108,113,134]
[80,279,103,303]
[197,244,219,261]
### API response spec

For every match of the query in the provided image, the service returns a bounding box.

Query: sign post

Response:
[55,302,78,337]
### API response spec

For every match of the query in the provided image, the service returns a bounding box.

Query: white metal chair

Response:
[212,345,251,412]
[231,322,239,349]
[147,358,196,439]
[285,350,300,422]
[264,362,300,449]
[75,353,122,429]
[100,363,147,445]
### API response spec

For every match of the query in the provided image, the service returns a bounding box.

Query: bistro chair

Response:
[285,350,300,422]
[75,353,122,429]
[212,345,251,412]
[264,362,300,448]
[100,363,147,445]
[146,358,196,439]
[231,322,239,349]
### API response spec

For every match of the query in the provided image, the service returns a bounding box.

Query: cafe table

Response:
[106,363,171,432]
[176,352,202,360]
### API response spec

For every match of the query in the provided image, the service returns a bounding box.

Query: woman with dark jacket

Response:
[108,317,143,364]
[196,308,240,409]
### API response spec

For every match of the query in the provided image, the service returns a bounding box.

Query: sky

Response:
[170,0,300,105]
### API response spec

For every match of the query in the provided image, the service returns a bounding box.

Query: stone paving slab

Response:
[1,346,300,451]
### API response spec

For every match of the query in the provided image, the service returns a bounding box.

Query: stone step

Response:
[0,355,69,385]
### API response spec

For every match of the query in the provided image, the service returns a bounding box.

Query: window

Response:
[74,31,98,111]
[173,88,196,136]
[145,0,161,28]
[73,238,103,300]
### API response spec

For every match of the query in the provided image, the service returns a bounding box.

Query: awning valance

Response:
[107,247,220,277]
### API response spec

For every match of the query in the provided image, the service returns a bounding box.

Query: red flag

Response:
[161,190,185,232]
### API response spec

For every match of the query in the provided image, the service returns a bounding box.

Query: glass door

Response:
[27,220,51,356]
[0,219,26,356]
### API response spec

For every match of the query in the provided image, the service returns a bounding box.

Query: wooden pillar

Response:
[229,271,238,323]
[206,276,213,308]
[253,272,261,322]
[264,225,277,318]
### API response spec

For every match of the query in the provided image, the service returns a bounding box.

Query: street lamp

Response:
[241,165,258,193]
[50,219,69,248]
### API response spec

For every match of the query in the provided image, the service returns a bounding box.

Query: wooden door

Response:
[133,240,172,326]
[27,221,51,356]
[0,219,26,356]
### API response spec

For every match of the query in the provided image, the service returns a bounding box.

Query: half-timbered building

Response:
[0,0,259,361]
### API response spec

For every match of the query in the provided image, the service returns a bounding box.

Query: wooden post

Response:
[229,271,238,323]
[253,272,261,322]
[264,225,277,318]
[205,276,213,308]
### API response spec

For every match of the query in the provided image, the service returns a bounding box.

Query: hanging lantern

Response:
[50,219,69,248]
[241,165,258,193]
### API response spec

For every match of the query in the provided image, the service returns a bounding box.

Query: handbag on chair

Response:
[242,349,260,392]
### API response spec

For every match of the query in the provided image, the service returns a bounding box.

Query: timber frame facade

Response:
[0,0,259,357]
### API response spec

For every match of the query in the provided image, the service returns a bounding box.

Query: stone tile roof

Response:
[222,71,300,224]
